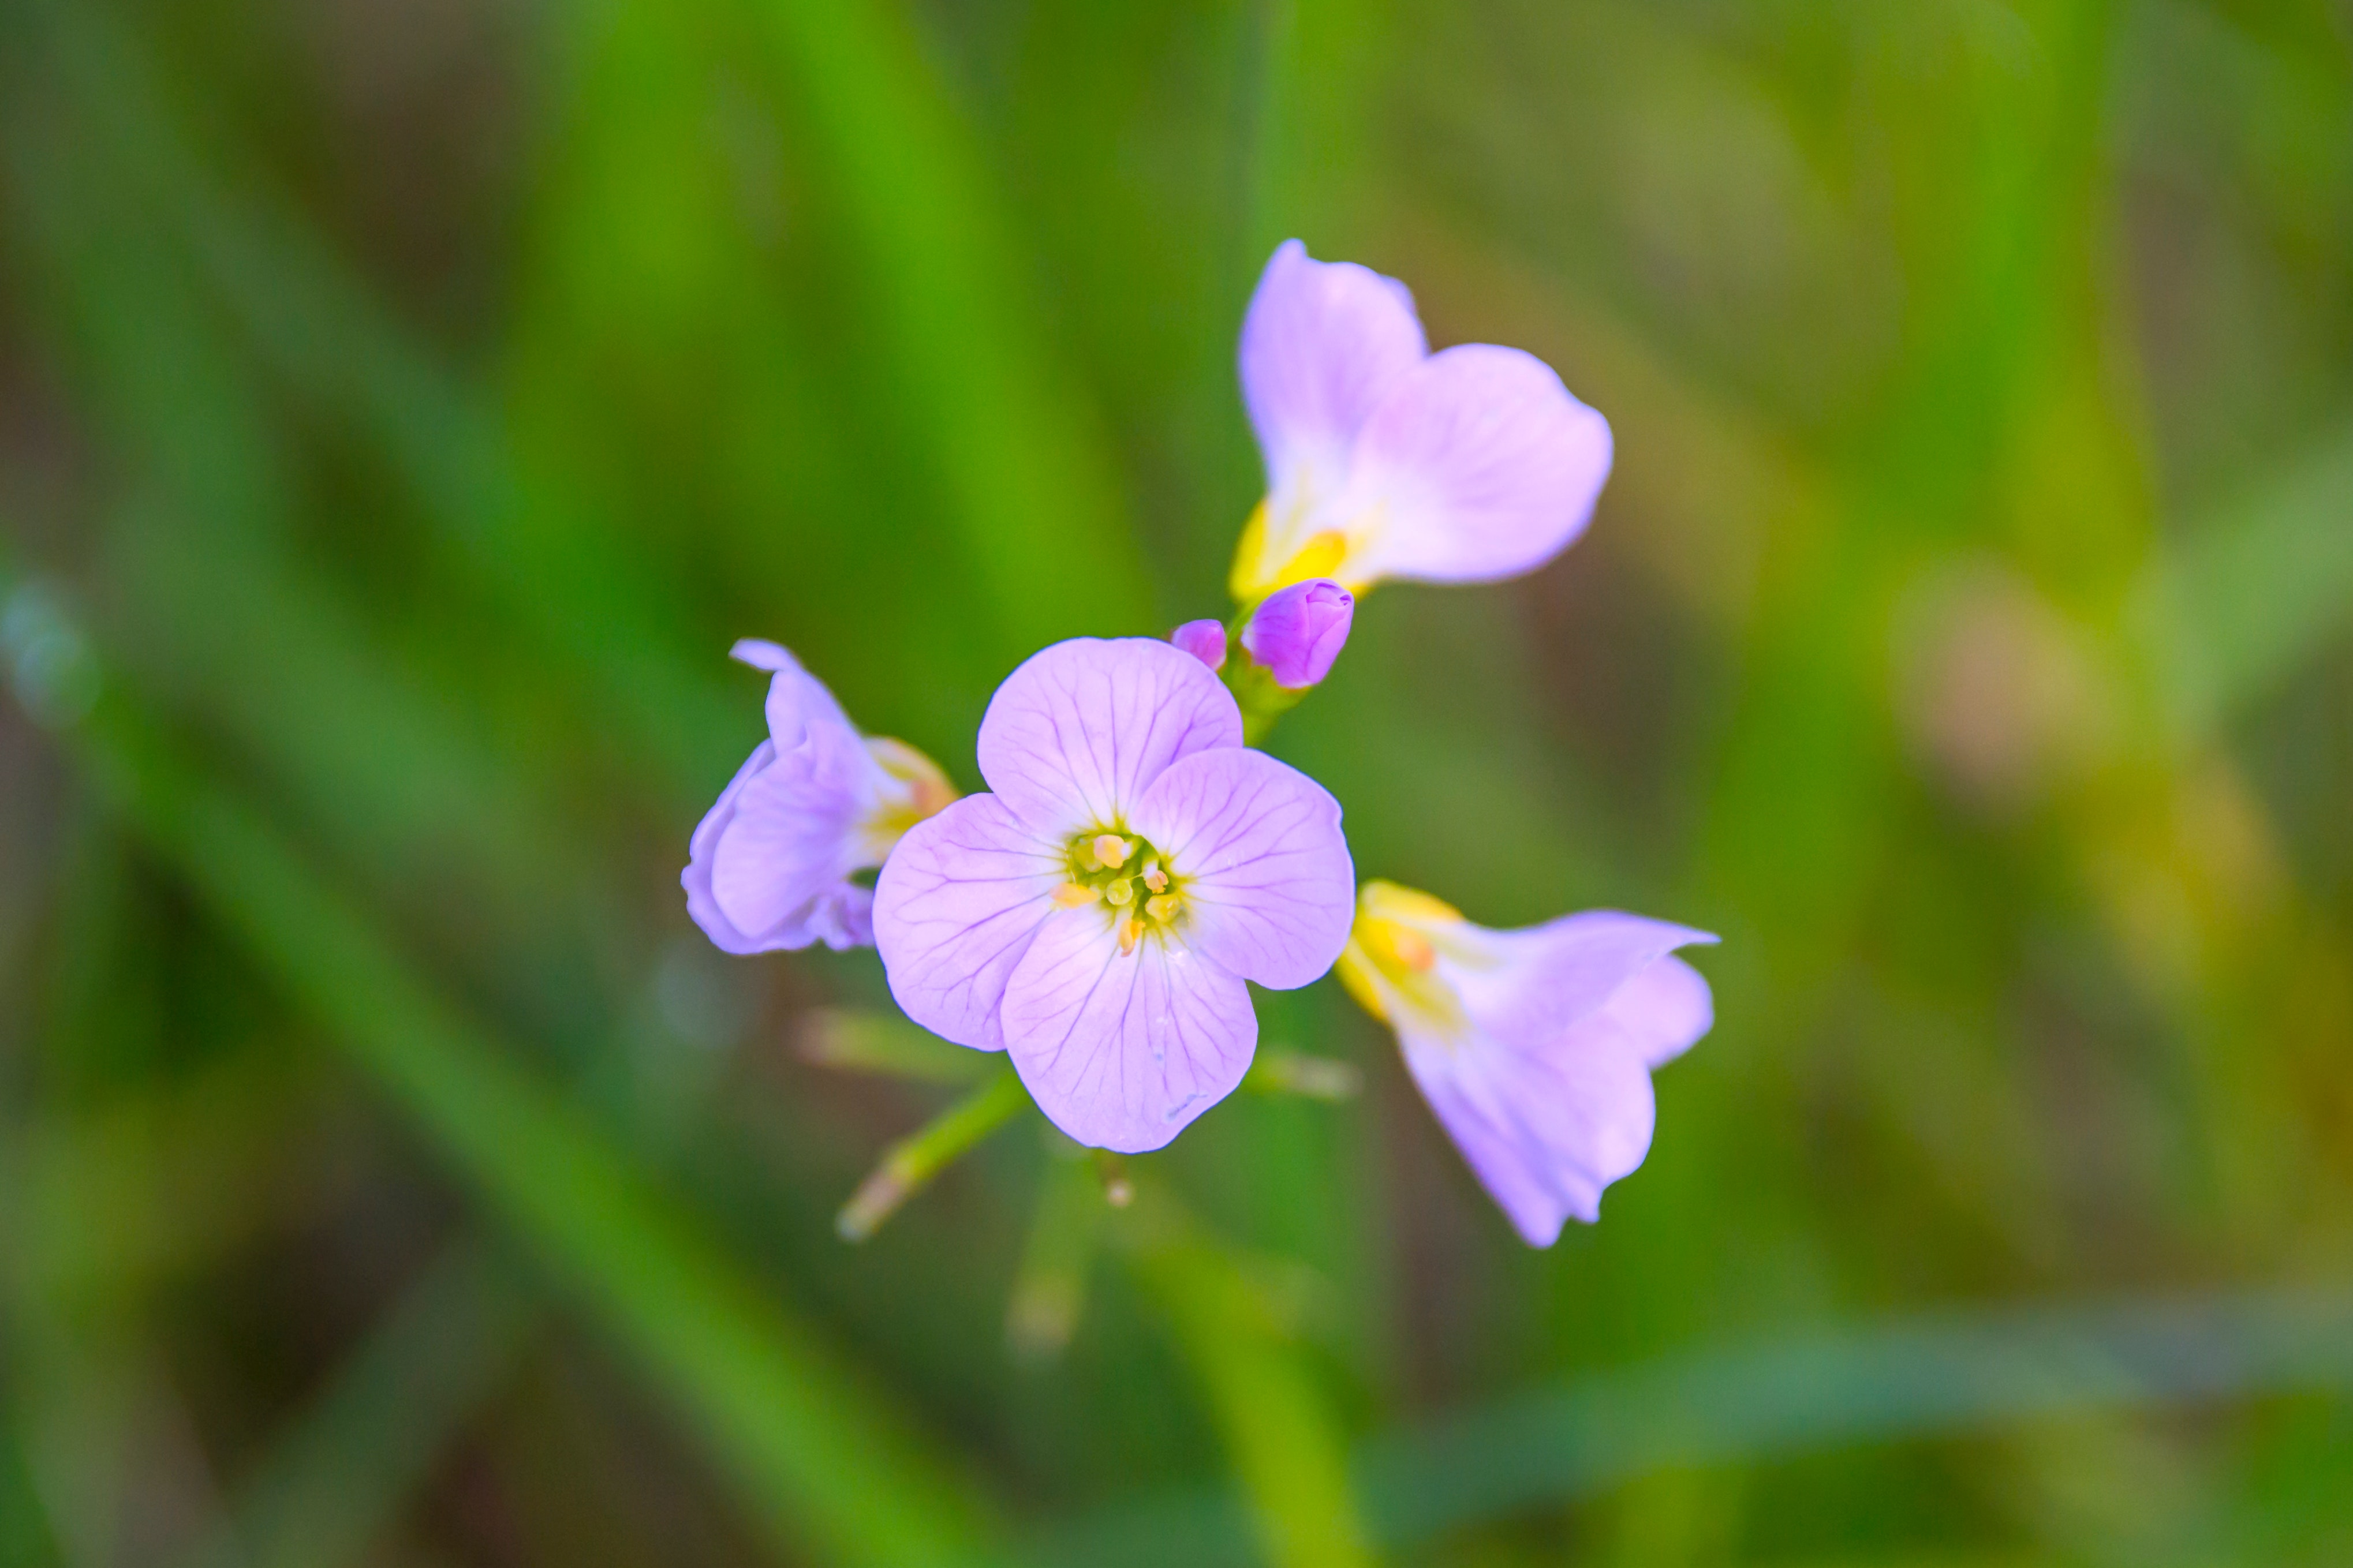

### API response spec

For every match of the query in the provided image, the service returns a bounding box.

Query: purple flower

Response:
[872,638,1356,1152]
[684,639,956,953]
[1336,881,1715,1245]
[1241,578,1354,689]
[1170,618,1227,672]
[1230,240,1614,604]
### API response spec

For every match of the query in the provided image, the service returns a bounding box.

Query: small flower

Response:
[684,639,956,953]
[1230,239,1614,605]
[1241,578,1354,690]
[873,638,1356,1152]
[1336,881,1715,1245]
[1170,619,1227,672]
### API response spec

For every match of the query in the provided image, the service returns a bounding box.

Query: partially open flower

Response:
[1337,881,1715,1244]
[873,638,1355,1152]
[684,640,956,953]
[1229,240,1614,605]
[1241,578,1353,689]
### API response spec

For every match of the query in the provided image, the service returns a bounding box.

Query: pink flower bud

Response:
[1241,579,1353,689]
[1170,619,1227,672]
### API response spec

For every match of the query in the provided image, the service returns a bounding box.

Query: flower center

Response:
[1049,829,1185,955]
[1334,884,1469,1035]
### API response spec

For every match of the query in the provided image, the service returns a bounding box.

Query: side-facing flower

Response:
[684,639,956,953]
[1230,239,1614,605]
[1241,578,1354,689]
[1336,881,1715,1245]
[873,638,1355,1153]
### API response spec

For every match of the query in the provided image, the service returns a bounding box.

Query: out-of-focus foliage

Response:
[3,0,2352,1563]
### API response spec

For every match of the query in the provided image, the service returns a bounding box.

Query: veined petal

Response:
[1447,910,1715,1053]
[1242,240,1427,514]
[685,743,797,954]
[975,638,1242,837]
[1127,749,1354,990]
[1000,908,1257,1153]
[1337,344,1612,586]
[706,744,865,935]
[871,795,1067,1050]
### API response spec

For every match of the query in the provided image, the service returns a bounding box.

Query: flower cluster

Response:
[686,242,1716,1240]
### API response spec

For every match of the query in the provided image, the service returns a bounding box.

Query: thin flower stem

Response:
[836,1065,1031,1242]
[1003,1149,1105,1363]
[1224,613,1309,744]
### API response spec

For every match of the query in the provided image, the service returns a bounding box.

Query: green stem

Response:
[1119,1193,1376,1568]
[1224,614,1310,745]
[836,1067,1030,1242]
[1003,1150,1106,1362]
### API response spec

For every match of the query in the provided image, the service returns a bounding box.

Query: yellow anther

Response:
[1118,916,1144,955]
[1104,879,1134,907]
[1051,882,1099,909]
[1142,864,1168,893]
[1390,927,1436,972]
[1091,834,1132,869]
[1144,894,1179,924]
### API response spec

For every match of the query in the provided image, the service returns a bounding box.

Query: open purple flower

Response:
[873,638,1355,1152]
[684,639,955,954]
[1336,881,1715,1245]
[1230,239,1614,604]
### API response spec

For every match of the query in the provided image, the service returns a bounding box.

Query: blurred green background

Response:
[4,0,2353,1562]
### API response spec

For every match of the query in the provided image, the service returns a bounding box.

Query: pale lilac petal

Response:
[871,795,1066,1050]
[1338,344,1612,585]
[1127,749,1354,989]
[1000,909,1257,1152]
[974,638,1242,837]
[1401,1014,1659,1243]
[731,638,864,759]
[1605,955,1714,1068]
[802,884,875,952]
[1451,910,1716,1054]
[707,755,860,925]
[1170,619,1228,672]
[1242,241,1428,508]
[1240,579,1353,688]
[684,742,789,955]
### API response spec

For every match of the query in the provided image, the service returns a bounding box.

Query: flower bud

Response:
[1170,619,1227,671]
[1240,579,1353,689]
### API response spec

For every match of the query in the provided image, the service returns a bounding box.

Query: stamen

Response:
[1118,916,1143,955]
[1142,863,1168,894]
[1391,927,1436,972]
[1051,882,1099,908]
[1090,833,1131,869]
[1076,838,1103,871]
[1144,894,1179,924]
[1104,879,1134,907]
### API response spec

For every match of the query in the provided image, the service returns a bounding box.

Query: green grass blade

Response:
[2138,415,2353,736]
[1126,1213,1375,1568]
[746,0,1151,647]
[2,574,1013,1568]
[176,1238,540,1568]
[1038,1283,2353,1565]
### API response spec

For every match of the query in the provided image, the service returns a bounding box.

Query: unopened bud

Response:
[1170,619,1227,672]
[1241,578,1353,690]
